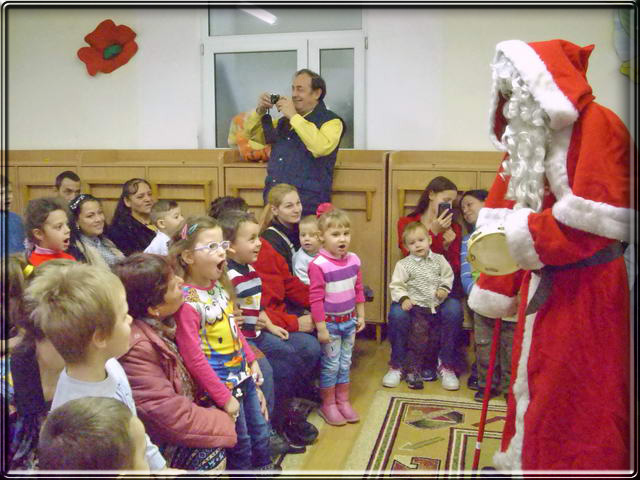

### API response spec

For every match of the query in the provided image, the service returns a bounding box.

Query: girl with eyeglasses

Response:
[168,216,275,471]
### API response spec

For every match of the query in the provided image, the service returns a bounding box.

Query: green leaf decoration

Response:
[103,44,123,60]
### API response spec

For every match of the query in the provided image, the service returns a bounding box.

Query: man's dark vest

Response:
[261,100,345,215]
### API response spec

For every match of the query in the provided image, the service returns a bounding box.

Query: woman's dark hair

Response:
[408,176,458,217]
[111,253,174,319]
[66,194,105,263]
[24,197,68,243]
[112,178,151,222]
[295,68,326,101]
[209,196,248,219]
[461,189,489,203]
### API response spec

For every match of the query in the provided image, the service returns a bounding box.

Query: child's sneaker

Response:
[382,368,402,388]
[406,373,424,390]
[437,365,460,390]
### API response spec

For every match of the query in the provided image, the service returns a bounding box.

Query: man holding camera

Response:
[245,69,345,216]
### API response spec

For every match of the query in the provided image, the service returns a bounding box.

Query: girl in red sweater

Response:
[24,197,76,266]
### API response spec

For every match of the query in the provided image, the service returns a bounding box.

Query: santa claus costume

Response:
[468,39,631,471]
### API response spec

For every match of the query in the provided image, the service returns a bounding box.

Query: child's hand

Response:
[234,313,245,328]
[401,298,413,311]
[356,316,366,333]
[256,311,269,330]
[317,324,331,344]
[297,314,315,333]
[266,322,289,340]
[250,360,264,386]
[436,288,449,301]
[224,396,240,420]
[256,387,269,422]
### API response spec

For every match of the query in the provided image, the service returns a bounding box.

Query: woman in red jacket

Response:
[383,176,466,391]
[114,253,237,472]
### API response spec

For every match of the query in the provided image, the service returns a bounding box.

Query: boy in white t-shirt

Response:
[144,200,184,256]
[25,262,170,472]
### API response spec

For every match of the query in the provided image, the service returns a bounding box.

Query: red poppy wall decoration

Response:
[77,19,138,76]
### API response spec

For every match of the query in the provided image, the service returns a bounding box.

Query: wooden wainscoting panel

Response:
[148,166,219,219]
[16,166,81,212]
[80,167,147,223]
[332,167,386,326]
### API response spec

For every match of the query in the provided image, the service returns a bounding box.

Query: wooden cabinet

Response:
[7,148,503,339]
[8,150,226,222]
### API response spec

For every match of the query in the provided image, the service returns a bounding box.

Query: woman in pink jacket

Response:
[114,253,236,472]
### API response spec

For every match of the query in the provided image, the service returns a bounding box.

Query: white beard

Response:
[492,55,551,213]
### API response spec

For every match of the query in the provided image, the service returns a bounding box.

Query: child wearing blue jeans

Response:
[308,204,365,426]
[171,216,273,471]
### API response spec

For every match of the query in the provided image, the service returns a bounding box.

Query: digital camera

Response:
[270,94,280,104]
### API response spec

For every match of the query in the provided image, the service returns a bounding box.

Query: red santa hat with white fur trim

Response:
[469,39,631,319]
[486,38,630,245]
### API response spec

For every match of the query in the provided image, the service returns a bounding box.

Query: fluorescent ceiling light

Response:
[240,7,278,25]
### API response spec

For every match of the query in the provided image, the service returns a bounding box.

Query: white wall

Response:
[364,8,631,150]
[8,8,202,149]
[7,7,631,151]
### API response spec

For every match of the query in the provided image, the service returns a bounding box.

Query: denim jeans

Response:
[319,318,357,388]
[256,356,274,417]
[387,296,463,371]
[225,378,271,470]
[249,331,321,428]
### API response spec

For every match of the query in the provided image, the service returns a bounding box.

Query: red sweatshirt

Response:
[252,239,309,332]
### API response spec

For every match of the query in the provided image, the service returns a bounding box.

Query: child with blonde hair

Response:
[292,215,321,285]
[39,396,149,471]
[308,204,365,426]
[169,216,274,471]
[27,262,166,471]
[24,197,75,266]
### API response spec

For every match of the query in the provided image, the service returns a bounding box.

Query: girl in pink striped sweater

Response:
[308,204,365,426]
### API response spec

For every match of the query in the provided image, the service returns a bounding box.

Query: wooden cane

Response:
[472,317,502,471]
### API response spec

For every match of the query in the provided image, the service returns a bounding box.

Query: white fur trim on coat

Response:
[544,127,631,243]
[476,207,513,231]
[496,40,579,131]
[493,272,540,472]
[468,284,518,319]
[504,208,543,270]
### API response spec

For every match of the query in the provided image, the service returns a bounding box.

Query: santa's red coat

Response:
[468,39,631,471]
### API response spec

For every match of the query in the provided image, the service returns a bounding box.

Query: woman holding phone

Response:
[382,176,465,391]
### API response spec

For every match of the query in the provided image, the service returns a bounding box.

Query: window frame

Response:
[199,12,365,149]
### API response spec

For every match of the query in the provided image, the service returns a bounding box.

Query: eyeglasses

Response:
[193,241,231,253]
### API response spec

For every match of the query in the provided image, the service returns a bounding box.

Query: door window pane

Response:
[214,51,297,147]
[209,8,362,36]
[320,48,354,148]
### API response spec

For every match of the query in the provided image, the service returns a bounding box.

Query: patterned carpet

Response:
[343,390,507,473]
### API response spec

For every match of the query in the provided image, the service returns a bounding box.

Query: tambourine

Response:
[467,225,519,276]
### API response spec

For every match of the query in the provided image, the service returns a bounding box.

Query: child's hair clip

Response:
[316,202,333,218]
[180,223,199,240]
[180,223,189,240]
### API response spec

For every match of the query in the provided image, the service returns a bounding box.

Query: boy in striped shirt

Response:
[308,204,365,426]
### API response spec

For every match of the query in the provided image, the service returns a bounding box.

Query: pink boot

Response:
[318,386,346,426]
[335,382,359,423]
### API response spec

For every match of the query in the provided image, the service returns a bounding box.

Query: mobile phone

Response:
[437,202,452,218]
